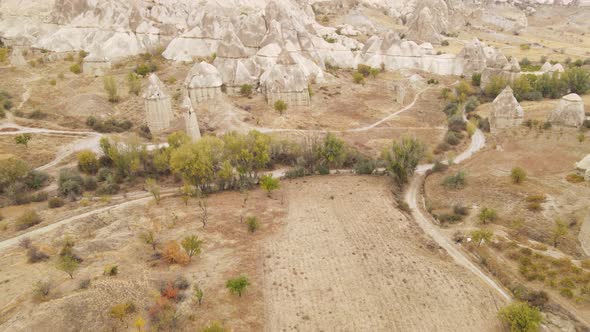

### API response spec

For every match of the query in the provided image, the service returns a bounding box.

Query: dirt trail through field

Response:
[263,176,506,331]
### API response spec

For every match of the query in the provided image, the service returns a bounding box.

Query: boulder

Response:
[260,49,310,107]
[184,62,223,105]
[144,74,172,133]
[548,93,585,127]
[490,86,524,131]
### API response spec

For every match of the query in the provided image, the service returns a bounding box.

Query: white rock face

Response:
[144,74,172,133]
[182,96,201,141]
[260,49,310,106]
[184,62,223,105]
[548,93,585,127]
[490,86,524,131]
[8,47,27,66]
[213,31,260,95]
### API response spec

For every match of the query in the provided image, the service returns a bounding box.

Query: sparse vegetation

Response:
[383,137,425,187]
[498,301,542,332]
[226,275,250,297]
[181,235,203,260]
[260,174,280,197]
[240,84,253,97]
[246,216,259,233]
[511,167,527,184]
[274,100,287,114]
[478,207,497,224]
[103,76,120,103]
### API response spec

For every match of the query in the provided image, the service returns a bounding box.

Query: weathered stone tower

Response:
[182,96,201,141]
[144,74,172,133]
[184,61,223,105]
[260,48,310,106]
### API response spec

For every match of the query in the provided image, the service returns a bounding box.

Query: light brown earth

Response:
[263,175,506,331]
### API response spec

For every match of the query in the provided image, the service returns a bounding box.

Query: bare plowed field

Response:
[263,175,505,331]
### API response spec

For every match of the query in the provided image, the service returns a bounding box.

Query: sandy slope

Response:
[262,176,507,331]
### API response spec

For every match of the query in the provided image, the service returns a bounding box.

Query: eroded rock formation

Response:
[548,93,585,127]
[184,61,223,105]
[490,86,524,131]
[144,74,172,133]
[260,49,310,106]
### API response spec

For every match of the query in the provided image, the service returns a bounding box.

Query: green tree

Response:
[0,157,30,189]
[127,72,142,96]
[169,136,224,190]
[144,178,161,203]
[181,235,203,260]
[103,76,120,102]
[222,131,270,183]
[167,131,190,149]
[484,75,508,98]
[562,67,590,94]
[511,167,527,184]
[57,255,78,279]
[383,137,425,187]
[471,229,494,246]
[498,301,542,332]
[226,275,250,297]
[139,230,158,250]
[77,150,99,174]
[193,284,204,305]
[551,219,567,248]
[259,174,280,197]
[15,133,32,148]
[478,207,497,224]
[318,133,346,168]
[274,100,287,114]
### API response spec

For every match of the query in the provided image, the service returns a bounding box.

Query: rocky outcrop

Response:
[490,86,524,131]
[8,47,27,66]
[144,74,172,133]
[212,31,260,95]
[548,93,585,127]
[260,49,310,106]
[481,52,520,88]
[182,96,201,141]
[184,61,223,105]
[406,0,451,44]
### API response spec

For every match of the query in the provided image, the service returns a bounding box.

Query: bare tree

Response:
[198,197,208,228]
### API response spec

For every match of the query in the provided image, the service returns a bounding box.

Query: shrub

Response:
[353,158,376,175]
[173,275,190,290]
[445,131,461,145]
[274,100,287,114]
[478,207,497,224]
[239,84,253,97]
[465,96,480,113]
[246,216,259,233]
[226,275,250,297]
[103,265,118,276]
[437,213,462,223]
[96,182,119,195]
[260,174,280,197]
[27,246,49,263]
[442,171,467,189]
[352,72,365,84]
[79,278,91,289]
[103,76,119,103]
[16,210,42,230]
[527,202,542,212]
[83,176,97,191]
[111,301,136,322]
[565,173,584,183]
[498,302,542,332]
[24,170,49,190]
[285,167,305,179]
[431,161,449,173]
[484,75,508,98]
[32,280,51,300]
[201,322,226,332]
[181,235,203,259]
[383,137,425,186]
[519,44,531,51]
[69,63,81,74]
[441,40,449,46]
[163,241,190,265]
[511,167,527,184]
[357,64,371,77]
[453,204,469,216]
[48,197,65,208]
[57,254,79,279]
[58,168,84,199]
[127,72,142,96]
[77,150,99,174]
[559,288,574,298]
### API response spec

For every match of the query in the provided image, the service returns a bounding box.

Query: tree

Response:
[484,75,508,98]
[239,84,253,97]
[471,73,482,87]
[169,136,224,190]
[103,76,120,102]
[0,157,30,190]
[471,229,494,246]
[498,301,542,332]
[193,285,204,305]
[246,216,259,233]
[144,178,161,203]
[551,219,567,248]
[274,100,287,114]
[15,133,32,148]
[181,235,203,260]
[383,137,425,187]
[226,275,250,297]
[127,72,142,96]
[511,167,527,184]
[134,316,145,332]
[77,150,99,174]
[111,302,135,323]
[260,174,280,197]
[318,133,346,168]
[198,196,208,228]
[139,230,158,250]
[478,207,497,224]
[167,131,190,149]
[57,254,78,279]
[562,67,590,94]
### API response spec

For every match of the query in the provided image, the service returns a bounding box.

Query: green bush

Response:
[16,210,42,230]
[445,131,462,145]
[58,168,84,199]
[352,72,365,84]
[478,207,497,224]
[48,197,65,208]
[246,216,259,233]
[285,167,305,179]
[357,64,371,77]
[69,63,81,74]
[442,171,467,189]
[353,158,376,175]
[274,100,287,114]
[498,302,542,332]
[239,84,253,97]
[77,150,99,174]
[511,167,527,184]
[441,40,449,46]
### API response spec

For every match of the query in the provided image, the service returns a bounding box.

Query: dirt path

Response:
[263,176,505,331]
